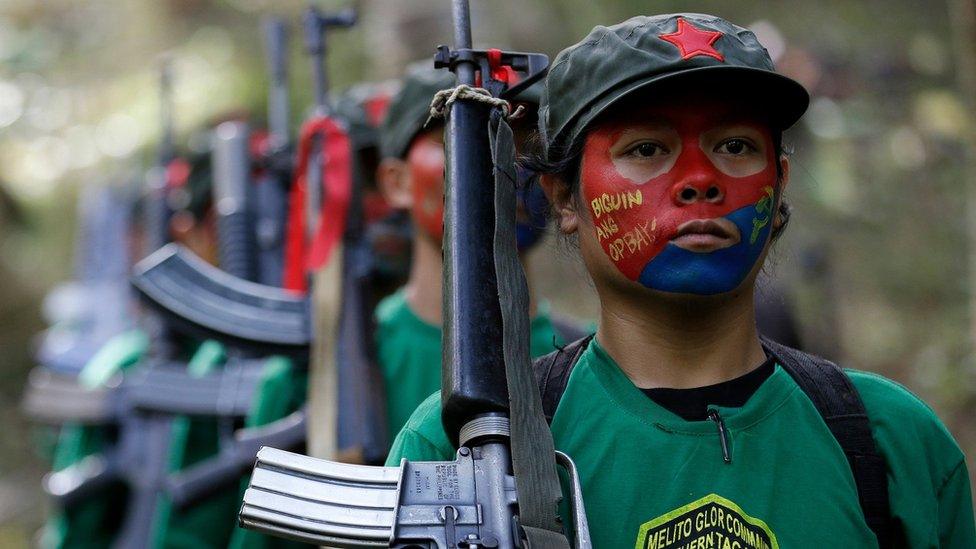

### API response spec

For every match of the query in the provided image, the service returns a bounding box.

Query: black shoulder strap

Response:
[532,335,593,424]
[760,337,893,549]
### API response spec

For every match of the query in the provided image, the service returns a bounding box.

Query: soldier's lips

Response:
[671,218,740,252]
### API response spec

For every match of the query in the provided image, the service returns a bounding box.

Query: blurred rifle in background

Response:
[24,37,309,547]
[254,18,293,287]
[145,58,176,257]
[28,183,136,378]
[27,6,400,546]
[168,7,395,506]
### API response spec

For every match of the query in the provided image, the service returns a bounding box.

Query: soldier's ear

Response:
[539,174,579,234]
[376,158,413,210]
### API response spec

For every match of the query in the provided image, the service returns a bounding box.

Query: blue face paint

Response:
[638,201,772,294]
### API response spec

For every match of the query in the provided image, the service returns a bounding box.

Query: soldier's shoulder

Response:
[387,392,454,464]
[846,369,964,469]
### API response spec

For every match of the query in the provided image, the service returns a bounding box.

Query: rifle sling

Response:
[489,110,569,547]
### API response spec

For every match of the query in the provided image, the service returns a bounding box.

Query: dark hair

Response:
[521,128,792,240]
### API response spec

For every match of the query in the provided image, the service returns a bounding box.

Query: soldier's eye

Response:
[627,142,668,158]
[715,138,756,155]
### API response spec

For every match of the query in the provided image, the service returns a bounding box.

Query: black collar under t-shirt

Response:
[640,355,776,421]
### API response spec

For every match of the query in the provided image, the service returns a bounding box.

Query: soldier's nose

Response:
[673,183,724,205]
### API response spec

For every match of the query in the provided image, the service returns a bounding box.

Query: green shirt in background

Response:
[387,338,975,548]
[375,289,568,443]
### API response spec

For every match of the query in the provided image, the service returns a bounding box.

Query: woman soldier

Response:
[387,13,975,548]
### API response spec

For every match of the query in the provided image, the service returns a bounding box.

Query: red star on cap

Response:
[659,18,725,62]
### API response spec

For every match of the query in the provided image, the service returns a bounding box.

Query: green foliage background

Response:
[1,0,974,544]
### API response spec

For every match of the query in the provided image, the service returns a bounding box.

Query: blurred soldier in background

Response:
[373,64,585,441]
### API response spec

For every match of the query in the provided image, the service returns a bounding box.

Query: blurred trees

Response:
[0,0,974,538]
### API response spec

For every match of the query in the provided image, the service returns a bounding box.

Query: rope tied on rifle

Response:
[425,84,525,127]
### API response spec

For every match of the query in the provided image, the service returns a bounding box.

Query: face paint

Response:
[580,101,778,295]
[405,133,446,243]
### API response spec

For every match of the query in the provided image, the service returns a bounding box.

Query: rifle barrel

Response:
[451,1,476,84]
[440,0,509,444]
[159,58,174,164]
[145,59,175,253]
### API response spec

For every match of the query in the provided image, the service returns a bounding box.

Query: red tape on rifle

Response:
[282,116,353,292]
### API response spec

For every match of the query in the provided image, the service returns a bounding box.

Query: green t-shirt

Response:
[375,289,568,442]
[387,338,975,548]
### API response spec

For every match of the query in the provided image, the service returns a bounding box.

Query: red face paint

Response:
[406,133,446,243]
[580,100,777,285]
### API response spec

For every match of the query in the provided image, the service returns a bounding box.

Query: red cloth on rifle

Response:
[282,116,352,292]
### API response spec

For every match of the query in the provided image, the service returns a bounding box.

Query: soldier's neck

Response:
[404,232,444,326]
[596,284,766,390]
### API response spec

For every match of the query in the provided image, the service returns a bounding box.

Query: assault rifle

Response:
[132,17,307,352]
[36,174,310,548]
[49,125,310,547]
[31,33,312,545]
[104,23,310,540]
[283,4,391,464]
[238,2,590,547]
[164,94,392,509]
[163,8,390,508]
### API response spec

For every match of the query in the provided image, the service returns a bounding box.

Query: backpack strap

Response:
[531,334,893,547]
[760,336,893,549]
[532,335,593,424]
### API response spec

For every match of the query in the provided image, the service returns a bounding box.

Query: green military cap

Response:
[540,13,810,157]
[379,63,454,160]
[336,81,397,151]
